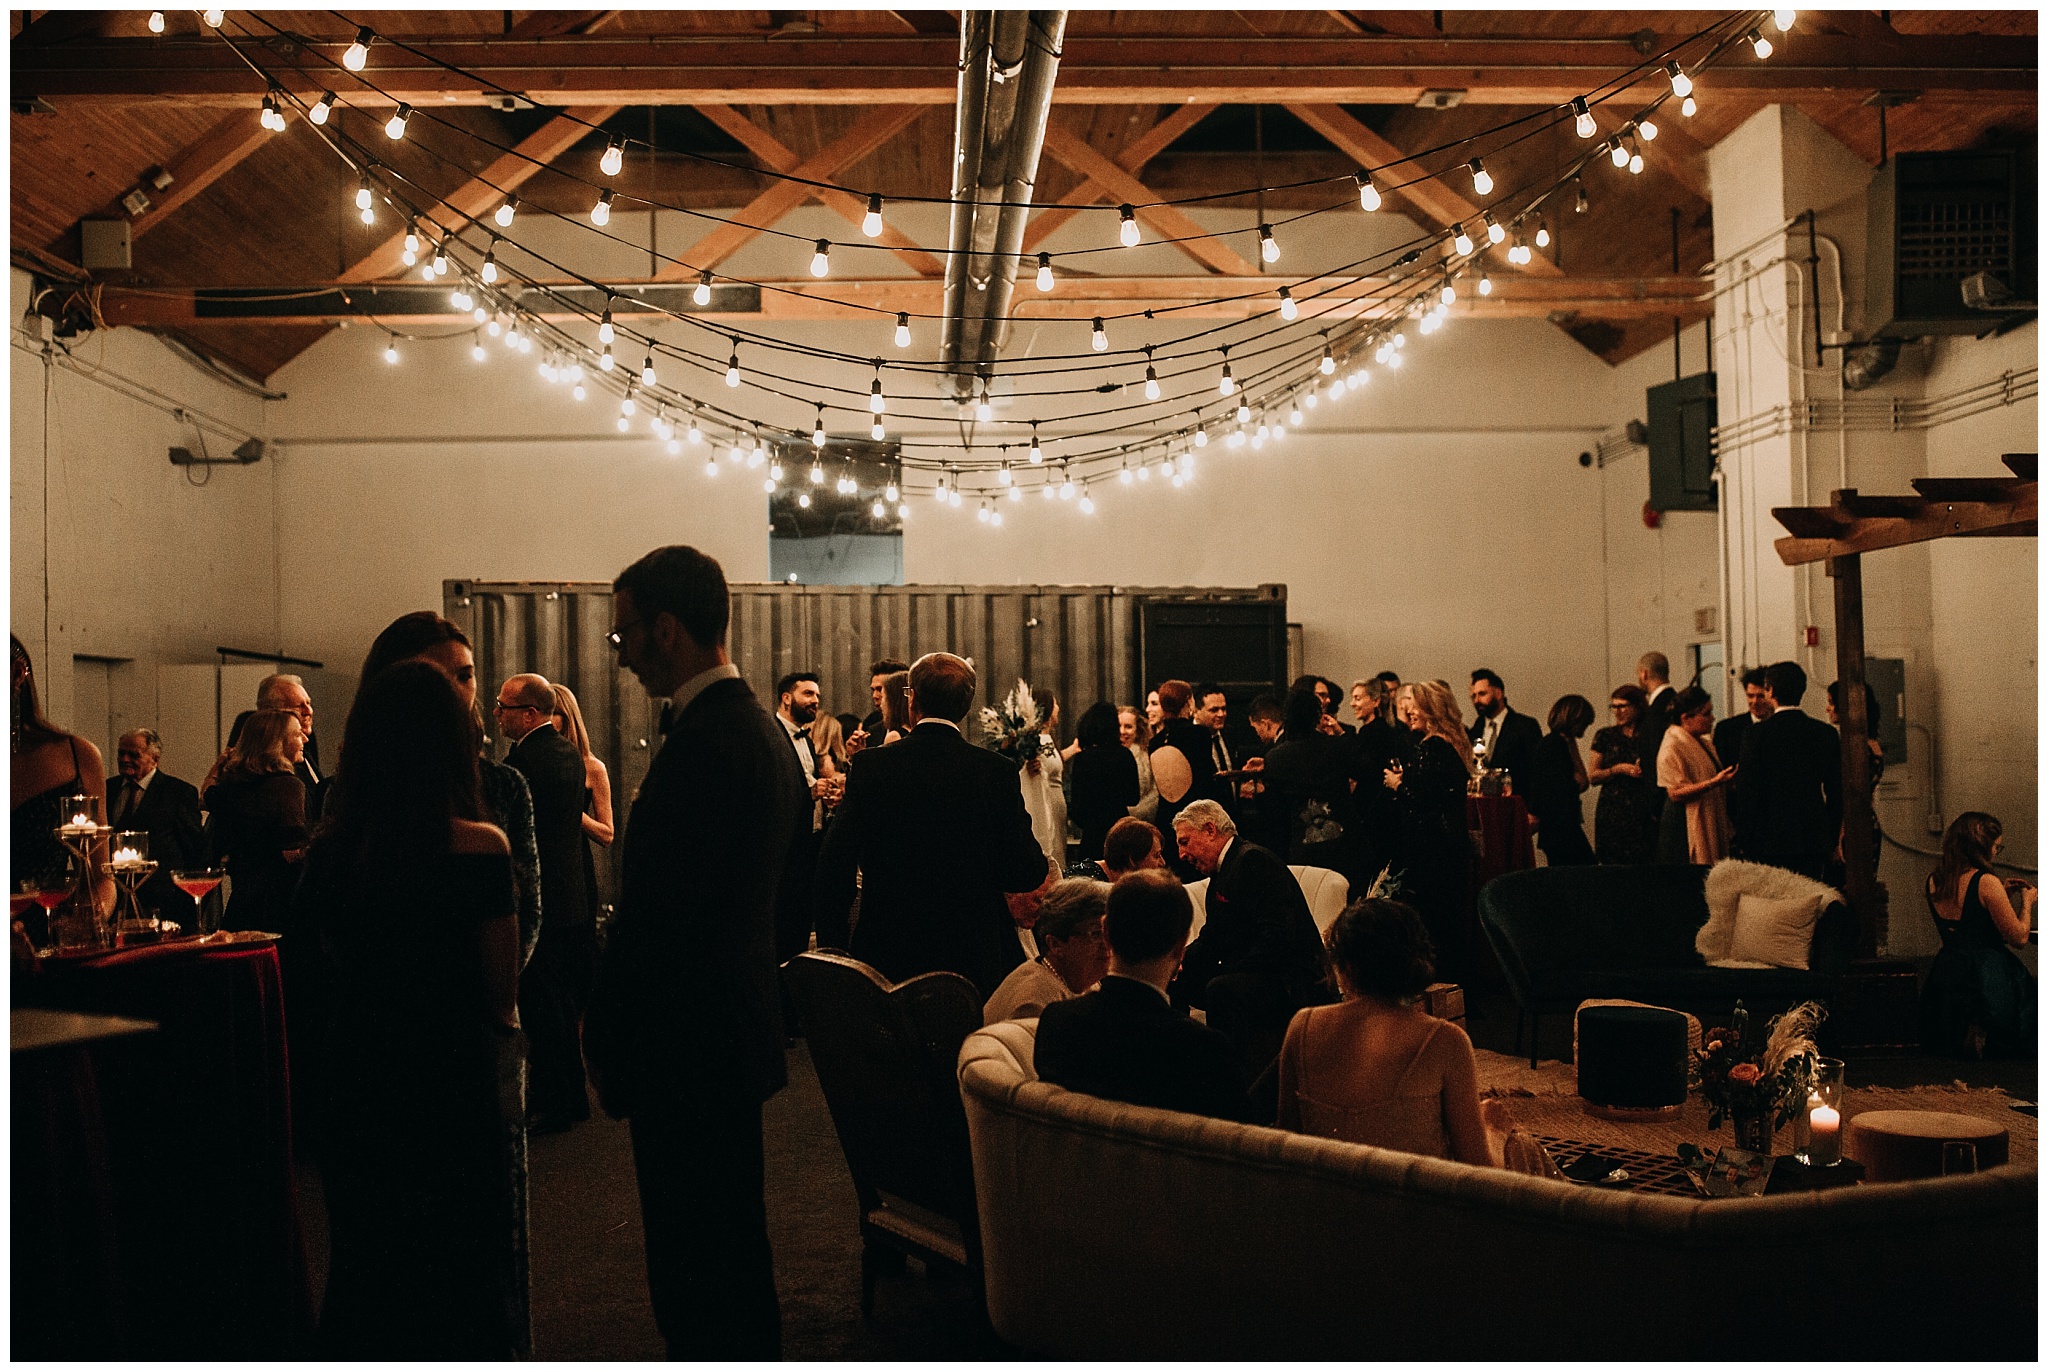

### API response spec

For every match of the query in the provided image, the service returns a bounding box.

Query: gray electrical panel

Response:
[1864,656,1907,762]
[1646,372,1718,512]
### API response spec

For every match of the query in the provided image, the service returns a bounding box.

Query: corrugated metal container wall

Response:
[445,580,1279,902]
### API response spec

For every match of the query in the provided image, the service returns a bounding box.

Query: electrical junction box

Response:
[1645,372,1718,513]
[81,219,132,269]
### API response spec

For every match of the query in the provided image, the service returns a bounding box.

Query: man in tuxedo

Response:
[1036,869,1256,1123]
[1637,651,1679,743]
[256,673,326,822]
[773,671,835,963]
[1734,660,1842,881]
[815,652,1049,998]
[1171,800,1331,1090]
[497,672,596,1133]
[850,656,907,753]
[107,728,204,920]
[1467,668,1542,782]
[1192,682,1241,796]
[586,545,804,1360]
[1715,666,1775,848]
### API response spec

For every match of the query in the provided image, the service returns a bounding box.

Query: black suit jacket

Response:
[1036,975,1256,1122]
[1469,708,1542,783]
[1734,707,1842,866]
[1713,714,1754,786]
[507,723,590,931]
[1187,839,1329,1004]
[1642,687,1680,752]
[816,720,1048,998]
[107,770,205,914]
[587,676,805,1115]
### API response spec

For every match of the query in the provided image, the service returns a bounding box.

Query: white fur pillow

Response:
[1727,893,1821,969]
[1698,859,1839,964]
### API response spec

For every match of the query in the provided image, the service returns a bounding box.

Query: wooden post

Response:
[1828,550,1882,955]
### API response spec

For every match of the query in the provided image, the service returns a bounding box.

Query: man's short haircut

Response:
[256,673,305,709]
[1155,679,1193,716]
[869,657,908,678]
[119,727,162,753]
[1104,870,1194,963]
[614,545,730,649]
[907,652,976,722]
[1247,692,1284,724]
[1471,667,1504,691]
[1192,681,1225,706]
[508,674,556,711]
[1075,701,1121,750]
[776,670,819,698]
[1035,878,1109,946]
[1740,666,1770,689]
[1373,670,1401,689]
[1765,659,1807,706]
[1101,816,1161,874]
[1172,798,1236,836]
[1637,650,1670,681]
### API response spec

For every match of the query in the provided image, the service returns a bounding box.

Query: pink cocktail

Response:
[173,869,226,934]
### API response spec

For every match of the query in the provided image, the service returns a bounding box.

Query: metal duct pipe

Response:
[940,10,1065,399]
[1842,336,1903,391]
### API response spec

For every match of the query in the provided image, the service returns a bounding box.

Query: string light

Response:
[590,190,613,226]
[471,334,487,363]
[1258,223,1279,263]
[385,103,410,140]
[1576,180,1590,214]
[1036,251,1054,292]
[1193,420,1208,447]
[1571,96,1595,138]
[863,194,884,237]
[1468,158,1493,195]
[871,498,886,519]
[354,174,373,212]
[1484,212,1505,245]
[1078,484,1095,514]
[890,312,912,348]
[148,11,165,33]
[1278,288,1298,321]
[260,94,283,132]
[1091,317,1108,352]
[450,285,473,312]
[641,354,657,387]
[572,382,586,401]
[1235,402,1251,424]
[1628,137,1645,175]
[1029,423,1043,463]
[1639,118,1659,142]
[1682,94,1698,118]
[1452,223,1474,255]
[480,247,498,284]
[886,478,900,502]
[1667,61,1693,98]
[1354,169,1381,211]
[797,492,812,509]
[495,196,518,228]
[725,345,741,387]
[1118,204,1139,248]
[1218,359,1235,396]
[342,26,373,71]
[620,390,636,417]
[978,499,992,524]
[1441,276,1457,305]
[810,456,825,483]
[1746,28,1773,59]
[869,369,887,414]
[1610,138,1630,168]
[600,138,625,177]
[599,345,614,371]
[309,91,334,125]
[1773,9,1796,33]
[598,307,615,345]
[1320,344,1336,376]
[809,240,831,278]
[1508,231,1530,265]
[975,387,993,423]
[870,416,886,441]
[998,460,1013,486]
[1535,218,1551,249]
[1143,362,1161,401]
[689,414,703,444]
[693,270,713,307]
[203,7,224,26]
[430,244,447,276]
[382,341,399,365]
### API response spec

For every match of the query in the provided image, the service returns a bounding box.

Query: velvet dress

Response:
[1920,868,2037,1059]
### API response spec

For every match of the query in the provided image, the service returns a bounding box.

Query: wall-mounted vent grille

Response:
[1867,149,2034,337]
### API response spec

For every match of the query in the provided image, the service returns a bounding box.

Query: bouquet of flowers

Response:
[980,678,1052,769]
[1692,1000,1824,1131]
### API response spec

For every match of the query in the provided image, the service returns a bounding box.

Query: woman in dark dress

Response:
[1589,684,1659,865]
[1382,682,1473,975]
[12,635,113,939]
[1065,701,1140,862]
[1920,812,2036,1059]
[1262,687,1360,880]
[204,708,309,932]
[1525,695,1596,867]
[296,660,521,1359]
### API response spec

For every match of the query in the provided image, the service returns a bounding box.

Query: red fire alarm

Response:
[1804,626,1821,647]
[1641,501,1661,529]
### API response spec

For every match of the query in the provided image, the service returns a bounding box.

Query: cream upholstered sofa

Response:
[1185,863,1348,943]
[959,1019,2036,1361]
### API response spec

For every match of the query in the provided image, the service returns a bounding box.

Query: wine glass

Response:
[172,868,227,935]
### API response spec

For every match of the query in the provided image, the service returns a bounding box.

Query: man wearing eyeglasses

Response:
[497,673,596,1135]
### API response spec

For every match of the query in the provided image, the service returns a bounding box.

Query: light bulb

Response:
[702,457,718,476]
[567,362,583,382]
[885,481,899,501]
[1681,95,1697,118]
[949,489,962,509]
[600,138,624,177]
[599,347,614,371]
[641,356,656,387]
[1453,224,1473,255]
[431,249,447,275]
[1034,251,1055,293]
[1572,97,1594,138]
[450,287,472,312]
[863,193,884,237]
[892,312,912,348]
[1610,139,1630,168]
[975,394,993,423]
[1639,119,1658,142]
[480,252,498,285]
[385,104,410,140]
[472,340,487,362]
[810,462,824,484]
[620,394,636,417]
[869,376,886,414]
[1029,428,1043,463]
[689,418,703,444]
[812,412,827,447]
[359,203,375,225]
[1440,279,1456,305]
[260,97,279,132]
[343,27,372,71]
[1629,148,1645,176]
[1667,62,1693,98]
[310,91,333,125]
[355,178,373,211]
[598,310,615,344]
[1142,365,1160,400]
[809,240,830,278]
[998,463,1013,486]
[1118,204,1139,248]
[977,501,991,524]
[1303,390,1318,410]
[1576,182,1590,214]
[203,7,224,25]
[1120,466,1134,485]
[1485,213,1505,245]
[690,271,713,309]
[1195,424,1208,447]
[382,343,399,365]
[1079,488,1095,514]
[1278,288,1298,321]
[495,197,517,228]
[1090,317,1108,352]
[870,418,885,441]
[1289,405,1304,427]
[519,334,533,354]
[1773,9,1796,33]
[1355,169,1381,211]
[1059,474,1074,500]
[1219,363,1235,397]
[1236,402,1250,424]
[797,493,811,509]
[1259,223,1279,263]
[590,190,613,226]
[762,478,777,494]
[148,11,165,33]
[1748,29,1772,59]
[725,352,741,387]
[1535,219,1551,249]
[1468,158,1493,195]
[1320,347,1335,375]
[1387,350,1403,369]
[871,499,885,519]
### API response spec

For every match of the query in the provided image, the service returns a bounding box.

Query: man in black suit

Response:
[1466,668,1542,783]
[497,671,596,1133]
[1171,800,1331,1090]
[107,728,204,920]
[815,652,1049,999]
[849,656,907,753]
[257,673,326,822]
[1191,681,1244,809]
[1036,869,1256,1123]
[1734,660,1842,881]
[772,671,833,968]
[1714,666,1775,846]
[586,545,805,1360]
[1637,651,1679,744]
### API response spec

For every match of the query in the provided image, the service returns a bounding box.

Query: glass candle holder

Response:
[109,830,150,871]
[1806,1056,1846,1165]
[58,792,103,834]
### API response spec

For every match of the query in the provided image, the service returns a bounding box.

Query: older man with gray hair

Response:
[256,672,325,820]
[108,727,205,918]
[1171,798,1332,1099]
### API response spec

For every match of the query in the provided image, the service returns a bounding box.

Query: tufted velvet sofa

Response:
[958,1018,2034,1361]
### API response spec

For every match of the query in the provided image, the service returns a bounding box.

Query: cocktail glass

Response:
[172,868,227,935]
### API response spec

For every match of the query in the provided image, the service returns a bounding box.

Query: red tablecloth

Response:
[1467,793,1537,885]
[16,941,314,1358]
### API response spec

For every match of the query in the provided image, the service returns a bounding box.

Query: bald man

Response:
[497,671,597,1131]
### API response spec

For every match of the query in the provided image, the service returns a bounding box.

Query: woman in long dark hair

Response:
[1920,812,2036,1059]
[12,634,113,931]
[1589,683,1659,865]
[297,661,520,1358]
[204,707,310,932]
[1065,701,1139,862]
[1525,695,1596,866]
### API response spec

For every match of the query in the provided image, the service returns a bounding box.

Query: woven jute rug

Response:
[1472,1049,2038,1171]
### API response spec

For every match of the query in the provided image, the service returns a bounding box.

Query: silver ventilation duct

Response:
[939,10,1066,401]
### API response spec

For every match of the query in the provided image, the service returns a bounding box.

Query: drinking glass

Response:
[172,868,228,935]
[1803,1057,1846,1165]
[1941,1141,1978,1176]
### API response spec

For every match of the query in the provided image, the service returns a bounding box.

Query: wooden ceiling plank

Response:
[1285,103,1562,276]
[337,105,622,284]
[1591,106,1712,202]
[1024,103,1220,252]
[110,109,273,241]
[1039,125,1258,276]
[654,105,928,280]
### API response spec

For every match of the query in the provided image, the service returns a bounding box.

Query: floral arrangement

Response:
[980,678,1052,769]
[1692,1000,1824,1131]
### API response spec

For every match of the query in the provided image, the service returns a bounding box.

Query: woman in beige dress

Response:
[1655,686,1734,864]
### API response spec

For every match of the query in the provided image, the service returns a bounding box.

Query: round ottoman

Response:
[1844,1110,2010,1181]
[1575,1004,1690,1121]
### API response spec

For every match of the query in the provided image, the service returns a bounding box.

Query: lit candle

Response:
[112,845,144,869]
[1809,1102,1842,1164]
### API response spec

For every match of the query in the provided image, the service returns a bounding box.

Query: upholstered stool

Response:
[1844,1110,2011,1182]
[1574,1004,1691,1122]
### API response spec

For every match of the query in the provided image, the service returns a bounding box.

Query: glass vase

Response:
[1732,1108,1776,1155]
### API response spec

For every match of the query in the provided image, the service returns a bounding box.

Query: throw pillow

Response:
[1723,892,1821,970]
[1698,859,1841,962]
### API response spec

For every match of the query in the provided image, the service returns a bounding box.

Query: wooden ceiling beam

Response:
[1590,107,1713,202]
[337,105,622,283]
[17,34,2033,106]
[1286,103,1562,276]
[652,106,928,280]
[1039,126,1259,276]
[1774,479,2037,566]
[1024,103,1219,253]
[102,108,274,241]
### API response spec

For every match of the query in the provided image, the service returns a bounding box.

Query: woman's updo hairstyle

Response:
[1326,898,1436,1000]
